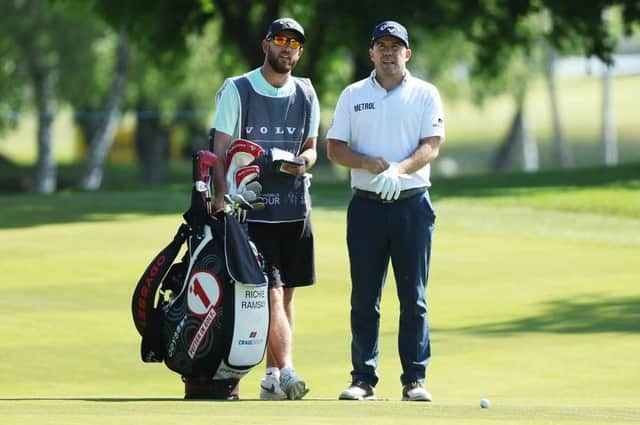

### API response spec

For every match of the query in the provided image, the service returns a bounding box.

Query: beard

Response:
[267,48,298,74]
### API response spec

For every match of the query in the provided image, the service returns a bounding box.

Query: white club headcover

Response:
[234,165,260,194]
[225,139,264,196]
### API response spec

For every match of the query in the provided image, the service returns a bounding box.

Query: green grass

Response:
[1,166,639,424]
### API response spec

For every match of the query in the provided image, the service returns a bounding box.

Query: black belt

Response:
[353,187,426,203]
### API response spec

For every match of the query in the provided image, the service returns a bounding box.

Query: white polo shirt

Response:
[327,70,445,190]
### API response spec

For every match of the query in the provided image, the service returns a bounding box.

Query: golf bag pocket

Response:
[227,283,269,367]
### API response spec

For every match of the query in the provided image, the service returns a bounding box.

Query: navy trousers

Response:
[346,191,435,386]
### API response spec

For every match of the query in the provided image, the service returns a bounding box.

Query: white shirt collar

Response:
[369,69,411,91]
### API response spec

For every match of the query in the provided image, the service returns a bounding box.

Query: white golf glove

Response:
[370,162,402,201]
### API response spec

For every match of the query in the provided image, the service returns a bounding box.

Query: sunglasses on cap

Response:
[269,35,302,49]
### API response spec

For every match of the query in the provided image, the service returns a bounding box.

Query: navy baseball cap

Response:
[265,18,305,43]
[371,21,409,48]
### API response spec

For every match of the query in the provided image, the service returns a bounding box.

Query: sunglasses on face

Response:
[270,35,302,49]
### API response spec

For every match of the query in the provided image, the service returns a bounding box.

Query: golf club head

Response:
[250,201,266,211]
[241,190,256,202]
[245,181,262,195]
[250,196,267,211]
[232,194,253,210]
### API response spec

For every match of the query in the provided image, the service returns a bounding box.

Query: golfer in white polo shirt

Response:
[326,20,445,402]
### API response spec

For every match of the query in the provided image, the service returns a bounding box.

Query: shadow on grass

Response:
[0,396,335,402]
[428,162,640,202]
[0,190,192,229]
[1,162,638,229]
[0,397,185,402]
[453,295,640,335]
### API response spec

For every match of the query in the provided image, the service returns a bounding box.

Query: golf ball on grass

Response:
[480,398,491,408]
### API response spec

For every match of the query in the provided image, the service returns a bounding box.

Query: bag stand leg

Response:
[182,376,240,400]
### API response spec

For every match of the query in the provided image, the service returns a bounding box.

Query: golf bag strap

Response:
[132,224,188,362]
[132,223,188,335]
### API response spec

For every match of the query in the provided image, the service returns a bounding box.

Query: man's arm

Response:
[291,83,321,175]
[212,130,233,211]
[327,139,389,175]
[299,136,317,170]
[397,136,441,175]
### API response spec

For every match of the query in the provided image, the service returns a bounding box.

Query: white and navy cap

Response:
[265,18,305,43]
[371,20,409,48]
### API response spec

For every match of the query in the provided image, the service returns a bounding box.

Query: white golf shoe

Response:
[338,381,376,400]
[402,381,432,401]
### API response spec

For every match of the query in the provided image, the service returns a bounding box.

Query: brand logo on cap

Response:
[267,17,305,42]
[379,23,398,33]
[372,21,409,47]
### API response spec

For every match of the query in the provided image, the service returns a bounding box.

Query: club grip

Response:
[193,150,218,182]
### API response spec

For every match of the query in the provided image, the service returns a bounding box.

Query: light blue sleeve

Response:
[308,89,320,139]
[212,79,240,138]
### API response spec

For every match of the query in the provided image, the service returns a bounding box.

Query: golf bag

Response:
[131,149,269,399]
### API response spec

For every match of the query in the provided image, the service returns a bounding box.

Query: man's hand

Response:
[369,162,403,201]
[363,156,389,175]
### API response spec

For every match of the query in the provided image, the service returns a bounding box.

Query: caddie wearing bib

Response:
[210,17,320,400]
[327,20,445,402]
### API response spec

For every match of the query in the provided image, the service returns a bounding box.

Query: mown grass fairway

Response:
[1,165,639,424]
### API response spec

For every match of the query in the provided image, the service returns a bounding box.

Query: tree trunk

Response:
[28,43,57,193]
[544,44,572,168]
[601,64,618,166]
[520,112,539,173]
[492,105,522,172]
[80,30,129,190]
[492,81,538,173]
[34,88,56,193]
[135,104,169,185]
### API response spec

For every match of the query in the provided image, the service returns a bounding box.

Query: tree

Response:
[601,62,618,165]
[0,32,24,138]
[1,0,66,193]
[489,53,540,173]
[89,0,640,111]
[600,8,621,166]
[79,29,130,190]
[87,0,640,175]
[543,42,573,168]
[45,1,133,190]
[0,0,118,193]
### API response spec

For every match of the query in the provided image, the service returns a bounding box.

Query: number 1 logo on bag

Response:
[187,270,224,359]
